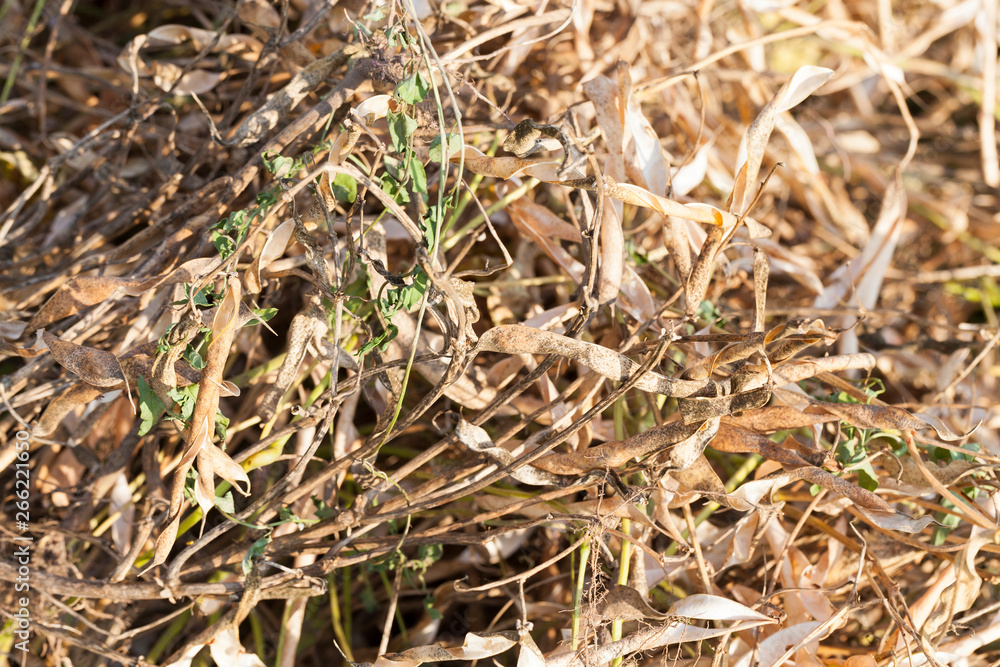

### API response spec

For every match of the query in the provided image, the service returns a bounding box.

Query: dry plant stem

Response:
[980,0,1000,186]
[846,506,960,559]
[108,603,196,644]
[161,569,263,666]
[355,323,596,510]
[903,432,995,530]
[912,263,1000,283]
[682,503,713,595]
[780,505,863,556]
[0,559,318,601]
[191,60,376,294]
[379,566,405,655]
[163,407,336,588]
[455,535,588,593]
[36,0,75,136]
[32,623,139,667]
[109,506,157,583]
[639,20,860,97]
[770,600,864,666]
[223,44,363,147]
[6,3,998,663]
[928,325,1000,403]
[765,489,825,600]
[878,579,947,667]
[366,336,669,524]
[253,495,588,573]
[440,7,573,61]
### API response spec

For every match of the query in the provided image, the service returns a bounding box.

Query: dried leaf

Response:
[30,275,159,330]
[41,331,126,388]
[246,219,295,294]
[803,399,976,441]
[154,280,243,565]
[670,594,773,622]
[546,615,776,667]
[678,386,771,425]
[535,419,702,475]
[476,325,707,397]
[455,417,562,486]
[516,625,545,667]
[203,625,267,667]
[668,453,728,498]
[732,621,825,667]
[364,631,518,667]
[33,383,106,437]
[593,585,669,622]
[660,418,720,470]
[730,66,833,215]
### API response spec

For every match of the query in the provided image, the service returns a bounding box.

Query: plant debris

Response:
[1,1,999,666]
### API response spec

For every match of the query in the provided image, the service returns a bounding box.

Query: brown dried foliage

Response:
[1,1,999,666]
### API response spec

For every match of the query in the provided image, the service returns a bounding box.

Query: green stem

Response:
[442,178,539,251]
[571,537,591,651]
[0,0,46,105]
[611,518,632,667]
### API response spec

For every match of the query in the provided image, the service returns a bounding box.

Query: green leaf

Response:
[262,151,295,178]
[858,469,879,492]
[395,72,430,105]
[183,343,204,370]
[429,133,462,163]
[386,25,411,48]
[211,230,237,259]
[364,7,386,21]
[172,283,215,310]
[167,385,198,423]
[220,209,250,237]
[246,307,278,327]
[312,497,337,520]
[137,377,166,436]
[380,171,410,205]
[409,154,427,197]
[156,324,177,355]
[215,490,236,514]
[398,269,429,310]
[359,323,398,355]
[695,300,724,326]
[255,188,280,210]
[835,439,866,467]
[242,533,272,575]
[387,110,417,153]
[360,587,379,613]
[424,595,443,620]
[215,411,230,440]
[332,173,357,202]
[422,205,443,251]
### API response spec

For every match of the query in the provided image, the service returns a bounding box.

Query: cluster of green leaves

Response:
[359,267,429,355]
[359,3,421,49]
[211,186,282,259]
[211,147,348,259]
[172,282,223,309]
[811,379,889,496]
[382,73,433,226]
[239,506,320,575]
[136,376,230,440]
[355,67,455,355]
[138,303,276,437]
